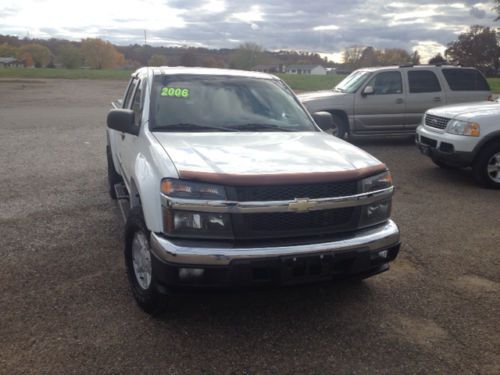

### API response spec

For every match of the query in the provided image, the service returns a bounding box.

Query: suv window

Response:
[366,71,402,95]
[131,80,142,127]
[408,71,441,93]
[442,69,489,91]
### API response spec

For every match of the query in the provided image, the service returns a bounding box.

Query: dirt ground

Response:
[0,78,499,374]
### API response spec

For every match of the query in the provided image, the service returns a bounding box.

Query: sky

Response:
[0,0,498,63]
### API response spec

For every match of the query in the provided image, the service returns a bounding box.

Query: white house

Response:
[285,64,327,75]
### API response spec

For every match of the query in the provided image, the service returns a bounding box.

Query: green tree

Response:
[428,53,447,65]
[0,43,19,57]
[19,43,51,67]
[445,25,499,75]
[180,49,198,67]
[58,44,81,69]
[80,38,124,69]
[148,54,168,66]
[229,42,264,70]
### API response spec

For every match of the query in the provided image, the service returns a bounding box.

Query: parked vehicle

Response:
[299,65,491,138]
[416,98,500,188]
[106,67,401,313]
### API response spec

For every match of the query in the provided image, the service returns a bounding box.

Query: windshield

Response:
[334,70,372,93]
[150,75,317,132]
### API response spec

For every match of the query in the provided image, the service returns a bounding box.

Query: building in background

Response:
[0,57,24,68]
[285,64,326,75]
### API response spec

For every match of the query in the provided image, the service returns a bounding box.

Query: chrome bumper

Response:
[150,220,400,266]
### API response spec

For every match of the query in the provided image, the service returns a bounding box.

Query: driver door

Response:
[353,71,406,131]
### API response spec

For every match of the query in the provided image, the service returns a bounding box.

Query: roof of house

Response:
[0,57,20,64]
[286,64,325,70]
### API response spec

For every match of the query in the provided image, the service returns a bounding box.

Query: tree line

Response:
[0,36,328,70]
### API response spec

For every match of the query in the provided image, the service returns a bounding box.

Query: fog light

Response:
[378,250,388,259]
[179,268,205,280]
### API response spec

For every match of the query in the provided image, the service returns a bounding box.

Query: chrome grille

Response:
[425,114,450,130]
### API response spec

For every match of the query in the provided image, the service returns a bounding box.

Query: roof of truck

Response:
[133,66,277,80]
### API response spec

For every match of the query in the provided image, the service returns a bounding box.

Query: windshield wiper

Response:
[151,123,237,132]
[230,123,294,132]
[333,87,345,93]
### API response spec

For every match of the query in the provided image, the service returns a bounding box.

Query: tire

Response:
[107,145,123,200]
[323,114,347,139]
[430,156,460,169]
[124,206,166,314]
[472,142,500,189]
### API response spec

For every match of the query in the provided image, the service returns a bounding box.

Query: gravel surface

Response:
[0,79,499,374]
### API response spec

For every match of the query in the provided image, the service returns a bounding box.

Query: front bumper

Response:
[416,125,476,167]
[150,220,400,289]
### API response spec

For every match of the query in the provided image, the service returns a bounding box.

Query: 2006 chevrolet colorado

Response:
[106,67,400,313]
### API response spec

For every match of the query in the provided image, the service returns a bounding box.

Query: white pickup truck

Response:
[106,67,401,313]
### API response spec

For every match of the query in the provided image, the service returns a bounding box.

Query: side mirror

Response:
[362,86,374,96]
[107,109,139,136]
[312,111,333,131]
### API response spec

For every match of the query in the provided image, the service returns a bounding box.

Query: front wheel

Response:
[124,207,166,314]
[472,142,500,189]
[323,114,347,139]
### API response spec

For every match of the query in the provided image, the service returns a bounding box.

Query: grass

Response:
[0,67,132,80]
[1,67,499,93]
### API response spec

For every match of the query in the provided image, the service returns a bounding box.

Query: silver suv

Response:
[298,65,491,138]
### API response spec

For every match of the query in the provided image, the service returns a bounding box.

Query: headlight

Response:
[361,171,392,193]
[161,179,232,238]
[163,210,233,239]
[161,178,226,199]
[447,120,480,137]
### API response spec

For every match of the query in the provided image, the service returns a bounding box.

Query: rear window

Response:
[442,69,489,91]
[408,71,441,93]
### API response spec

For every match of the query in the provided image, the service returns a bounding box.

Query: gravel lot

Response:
[0,79,499,374]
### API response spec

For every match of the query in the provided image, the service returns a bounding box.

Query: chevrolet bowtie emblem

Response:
[288,198,316,212]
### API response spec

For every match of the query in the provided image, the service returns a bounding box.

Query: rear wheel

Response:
[323,114,347,139]
[107,145,123,200]
[472,142,500,189]
[124,207,166,314]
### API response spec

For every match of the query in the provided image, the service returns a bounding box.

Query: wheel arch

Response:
[472,132,500,164]
[326,110,350,133]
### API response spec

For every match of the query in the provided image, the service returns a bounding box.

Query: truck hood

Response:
[152,132,385,185]
[428,101,500,121]
[298,90,348,102]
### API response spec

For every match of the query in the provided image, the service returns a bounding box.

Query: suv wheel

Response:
[472,142,500,189]
[323,114,347,139]
[107,145,123,200]
[124,207,166,314]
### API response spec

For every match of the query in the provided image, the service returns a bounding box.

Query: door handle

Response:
[432,97,441,102]
[395,98,404,104]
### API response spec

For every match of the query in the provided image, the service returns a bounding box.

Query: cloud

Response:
[0,0,497,62]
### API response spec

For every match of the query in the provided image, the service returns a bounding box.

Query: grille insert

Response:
[425,114,450,130]
[233,181,358,202]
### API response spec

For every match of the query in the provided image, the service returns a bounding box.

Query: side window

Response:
[408,71,441,93]
[442,69,490,91]
[123,78,138,108]
[366,72,402,95]
[131,80,143,127]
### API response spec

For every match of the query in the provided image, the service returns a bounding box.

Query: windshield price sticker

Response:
[161,87,190,98]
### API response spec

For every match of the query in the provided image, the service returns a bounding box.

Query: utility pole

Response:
[144,30,147,46]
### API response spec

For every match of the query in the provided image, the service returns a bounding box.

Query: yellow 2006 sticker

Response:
[160,87,190,98]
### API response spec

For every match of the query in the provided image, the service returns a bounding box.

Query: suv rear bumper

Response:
[149,220,400,289]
